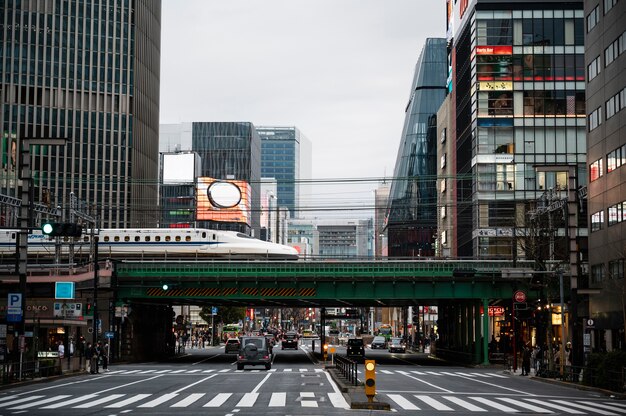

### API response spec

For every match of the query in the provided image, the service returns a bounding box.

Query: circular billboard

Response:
[207,181,242,208]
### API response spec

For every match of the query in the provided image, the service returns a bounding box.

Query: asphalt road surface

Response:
[0,340,621,415]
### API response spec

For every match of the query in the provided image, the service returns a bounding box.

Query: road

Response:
[0,339,622,415]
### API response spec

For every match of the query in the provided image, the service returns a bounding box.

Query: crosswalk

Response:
[105,367,509,378]
[0,392,350,410]
[386,394,626,414]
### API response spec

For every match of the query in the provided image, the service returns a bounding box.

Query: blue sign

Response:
[55,282,75,300]
[104,331,115,339]
[212,307,218,315]
[7,293,22,322]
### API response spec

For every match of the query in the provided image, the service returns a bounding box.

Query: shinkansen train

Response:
[0,228,299,260]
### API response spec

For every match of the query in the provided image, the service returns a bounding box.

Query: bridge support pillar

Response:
[482,298,490,365]
[474,300,482,364]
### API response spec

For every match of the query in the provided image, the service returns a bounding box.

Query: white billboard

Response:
[162,153,197,184]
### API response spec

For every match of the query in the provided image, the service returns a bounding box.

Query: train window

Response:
[134,236,140,242]
[83,236,89,242]
[124,236,130,242]
[185,236,191,242]
[236,233,253,239]
[104,236,110,242]
[145,236,150,242]
[165,236,171,242]
[114,236,120,242]
[213,234,216,240]
[175,236,181,242]
[155,236,161,242]
[202,232,206,238]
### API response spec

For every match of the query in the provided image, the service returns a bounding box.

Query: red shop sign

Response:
[488,306,505,317]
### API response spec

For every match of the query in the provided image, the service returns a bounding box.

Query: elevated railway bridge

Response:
[112,259,537,364]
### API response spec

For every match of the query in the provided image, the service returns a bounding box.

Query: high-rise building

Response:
[286,218,372,258]
[257,126,311,219]
[374,183,390,258]
[445,0,587,260]
[585,0,625,350]
[1,0,161,228]
[386,38,448,257]
[192,122,261,236]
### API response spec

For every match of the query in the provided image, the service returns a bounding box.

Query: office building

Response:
[386,38,448,257]
[287,218,372,258]
[374,182,390,258]
[191,122,261,235]
[445,0,587,260]
[257,126,312,218]
[585,0,625,350]
[1,0,162,228]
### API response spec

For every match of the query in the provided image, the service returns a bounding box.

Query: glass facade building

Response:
[257,126,311,218]
[386,38,448,257]
[191,122,261,235]
[0,0,161,228]
[448,1,587,259]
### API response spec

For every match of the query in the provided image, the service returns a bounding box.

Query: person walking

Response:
[85,343,94,374]
[521,344,531,376]
[101,342,109,372]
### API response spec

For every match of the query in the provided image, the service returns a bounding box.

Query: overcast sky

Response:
[160,1,445,216]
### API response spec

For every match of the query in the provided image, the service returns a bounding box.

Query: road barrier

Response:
[335,355,359,386]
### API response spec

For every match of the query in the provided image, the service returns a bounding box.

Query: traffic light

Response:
[323,343,328,361]
[85,303,93,316]
[41,222,83,237]
[364,359,376,401]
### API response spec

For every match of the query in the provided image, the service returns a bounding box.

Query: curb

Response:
[351,400,391,410]
[529,375,626,399]
[325,366,392,410]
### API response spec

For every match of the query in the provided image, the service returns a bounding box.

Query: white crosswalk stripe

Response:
[0,396,44,408]
[171,393,205,407]
[105,394,152,408]
[578,401,626,414]
[470,397,520,412]
[498,397,553,413]
[236,392,259,407]
[524,398,586,414]
[415,395,454,411]
[388,394,420,410]
[138,393,179,408]
[73,394,125,408]
[41,394,99,409]
[203,393,232,407]
[269,392,286,407]
[8,395,70,410]
[380,369,394,374]
[442,396,488,412]
[486,372,508,378]
[552,400,621,415]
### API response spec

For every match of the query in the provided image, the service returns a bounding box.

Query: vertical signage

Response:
[7,293,22,323]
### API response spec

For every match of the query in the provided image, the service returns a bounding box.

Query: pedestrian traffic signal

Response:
[41,222,83,237]
[364,359,376,400]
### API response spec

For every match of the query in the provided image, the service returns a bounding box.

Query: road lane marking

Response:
[186,369,201,373]
[41,394,99,409]
[552,400,620,415]
[486,372,508,378]
[498,397,553,413]
[523,399,585,414]
[122,370,142,374]
[387,394,420,410]
[578,401,626,413]
[470,397,520,412]
[203,393,232,407]
[172,374,217,394]
[202,369,215,373]
[426,371,442,375]
[139,369,156,373]
[0,396,18,403]
[380,370,394,374]
[300,392,315,398]
[235,392,259,407]
[414,395,454,411]
[410,371,426,375]
[74,394,125,408]
[442,396,488,412]
[396,371,453,393]
[450,373,534,396]
[456,372,476,377]
[470,372,492,378]
[251,373,272,394]
[8,395,70,410]
[328,392,350,409]
[138,393,179,408]
[284,368,292,372]
[171,393,205,407]
[99,374,163,394]
[169,369,186,374]
[155,370,171,373]
[219,369,229,372]
[0,396,44,408]
[301,400,318,407]
[268,392,286,407]
[105,394,152,408]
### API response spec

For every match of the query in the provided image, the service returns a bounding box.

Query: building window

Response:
[441,178,447,193]
[606,87,626,120]
[591,264,605,284]
[441,230,447,245]
[607,147,621,172]
[604,0,618,14]
[588,56,601,81]
[590,158,604,181]
[588,107,602,131]
[591,210,605,232]
[608,201,626,226]
[441,128,446,144]
[441,206,447,219]
[441,154,447,169]
[587,5,600,32]
[608,259,624,279]
[604,31,626,67]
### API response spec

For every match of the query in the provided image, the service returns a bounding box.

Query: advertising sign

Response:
[475,46,513,55]
[53,302,83,318]
[196,177,251,224]
[488,306,505,316]
[7,293,22,323]
[55,282,75,299]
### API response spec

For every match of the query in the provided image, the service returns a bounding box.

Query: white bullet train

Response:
[0,228,299,260]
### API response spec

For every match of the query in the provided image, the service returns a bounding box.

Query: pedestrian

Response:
[101,342,109,371]
[57,341,65,359]
[85,343,94,373]
[521,344,531,376]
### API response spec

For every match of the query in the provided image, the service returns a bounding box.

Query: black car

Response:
[237,336,272,370]
[346,338,365,360]
[224,338,241,354]
[370,336,387,349]
[281,332,298,350]
[388,337,406,353]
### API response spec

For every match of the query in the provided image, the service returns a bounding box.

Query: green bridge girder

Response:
[114,259,535,307]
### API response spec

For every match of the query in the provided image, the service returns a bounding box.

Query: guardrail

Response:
[335,355,359,386]
[0,359,62,384]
